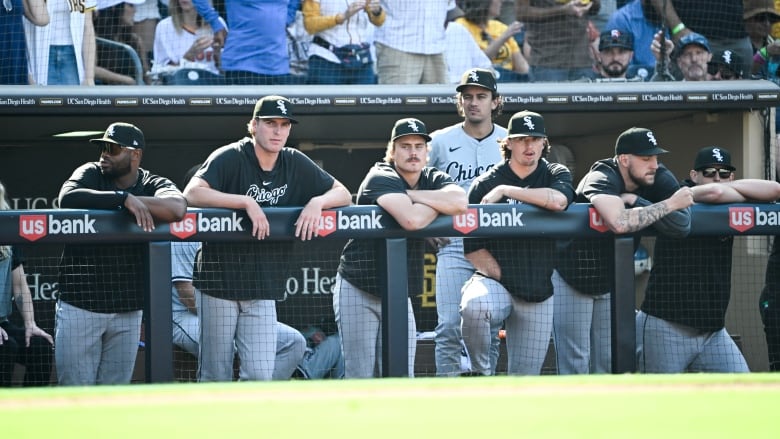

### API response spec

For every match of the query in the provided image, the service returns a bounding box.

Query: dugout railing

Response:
[0,202,776,382]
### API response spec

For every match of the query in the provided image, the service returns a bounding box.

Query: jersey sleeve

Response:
[196,145,240,192]
[291,149,336,199]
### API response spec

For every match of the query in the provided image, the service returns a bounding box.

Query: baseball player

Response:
[461,110,574,375]
[183,95,352,382]
[56,122,187,385]
[761,235,780,371]
[553,127,694,374]
[638,146,780,373]
[171,240,307,379]
[334,118,468,378]
[428,67,506,376]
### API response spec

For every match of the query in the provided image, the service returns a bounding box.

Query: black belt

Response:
[313,36,337,52]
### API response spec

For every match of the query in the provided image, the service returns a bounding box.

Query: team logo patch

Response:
[453,208,478,235]
[729,207,754,232]
[318,211,338,237]
[277,100,288,115]
[588,207,609,233]
[170,212,197,239]
[19,214,47,242]
[407,119,420,133]
[711,147,725,163]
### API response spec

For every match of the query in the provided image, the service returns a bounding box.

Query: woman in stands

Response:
[93,0,149,85]
[152,0,225,77]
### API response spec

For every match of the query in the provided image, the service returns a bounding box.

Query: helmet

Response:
[634,245,652,275]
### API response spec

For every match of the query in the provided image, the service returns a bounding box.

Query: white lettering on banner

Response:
[729,206,780,232]
[283,267,336,300]
[10,197,59,209]
[318,210,383,237]
[198,212,244,232]
[479,208,524,227]
[27,273,59,301]
[19,214,97,241]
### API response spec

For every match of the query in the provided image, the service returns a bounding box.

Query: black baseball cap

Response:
[456,68,498,93]
[253,95,298,124]
[507,110,547,138]
[615,127,668,156]
[390,118,431,142]
[707,49,743,78]
[90,122,145,149]
[599,29,634,52]
[693,146,735,170]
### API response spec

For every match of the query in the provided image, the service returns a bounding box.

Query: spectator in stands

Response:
[56,122,186,385]
[192,0,295,84]
[586,28,645,80]
[744,0,780,79]
[553,127,693,374]
[373,0,450,84]
[761,236,780,371]
[428,68,504,376]
[93,0,150,85]
[0,181,54,387]
[1,0,48,84]
[443,6,494,84]
[638,147,780,373]
[152,0,225,77]
[334,118,468,378]
[605,0,663,74]
[23,0,96,85]
[302,0,384,84]
[460,111,575,376]
[707,48,744,80]
[648,0,752,83]
[662,32,711,81]
[295,325,345,379]
[183,96,351,382]
[457,0,530,82]
[515,0,600,82]
[132,0,160,67]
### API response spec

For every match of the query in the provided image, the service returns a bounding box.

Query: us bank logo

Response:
[317,210,384,237]
[728,206,780,232]
[19,214,97,242]
[452,207,524,235]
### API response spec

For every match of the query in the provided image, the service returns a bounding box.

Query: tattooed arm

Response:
[591,186,694,235]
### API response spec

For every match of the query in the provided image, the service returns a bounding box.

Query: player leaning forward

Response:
[334,118,468,378]
[184,96,352,382]
[460,111,575,376]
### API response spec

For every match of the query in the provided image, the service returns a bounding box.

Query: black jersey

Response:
[58,164,182,313]
[556,157,684,296]
[193,139,336,301]
[465,159,574,302]
[337,162,455,297]
[641,180,733,332]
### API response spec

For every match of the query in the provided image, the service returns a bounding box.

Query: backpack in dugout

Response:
[313,36,371,70]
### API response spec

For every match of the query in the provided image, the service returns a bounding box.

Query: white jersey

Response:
[429,123,507,192]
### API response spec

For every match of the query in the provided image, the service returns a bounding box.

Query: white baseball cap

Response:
[97,0,145,10]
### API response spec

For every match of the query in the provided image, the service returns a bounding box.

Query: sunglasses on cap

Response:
[98,142,138,156]
[707,63,737,79]
[698,168,733,178]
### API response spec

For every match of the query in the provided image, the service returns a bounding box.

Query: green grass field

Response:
[3,374,778,438]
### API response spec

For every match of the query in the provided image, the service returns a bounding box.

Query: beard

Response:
[101,158,132,179]
[602,62,628,78]
[629,168,655,188]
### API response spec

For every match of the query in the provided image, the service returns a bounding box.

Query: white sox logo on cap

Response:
[523,116,535,130]
[468,69,479,83]
[276,100,288,115]
[721,50,733,64]
[711,147,725,162]
[407,120,420,132]
[646,131,657,146]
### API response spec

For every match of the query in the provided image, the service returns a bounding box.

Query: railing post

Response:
[611,236,637,373]
[144,241,174,383]
[378,238,409,377]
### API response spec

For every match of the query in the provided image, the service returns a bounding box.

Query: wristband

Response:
[671,23,686,36]
[116,190,128,206]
